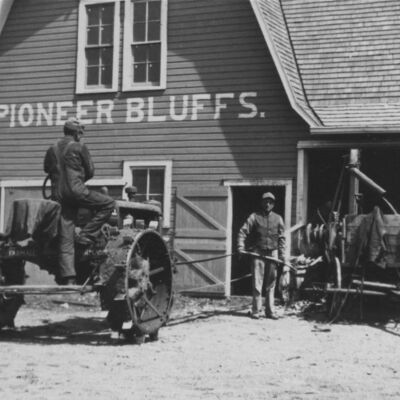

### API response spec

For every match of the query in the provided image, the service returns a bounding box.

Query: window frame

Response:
[76,0,121,94]
[123,160,172,227]
[122,0,168,92]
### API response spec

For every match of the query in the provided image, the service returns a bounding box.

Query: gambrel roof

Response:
[0,0,14,36]
[251,0,400,131]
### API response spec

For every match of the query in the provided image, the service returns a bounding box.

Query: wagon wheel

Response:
[0,260,25,330]
[326,256,345,319]
[123,230,173,342]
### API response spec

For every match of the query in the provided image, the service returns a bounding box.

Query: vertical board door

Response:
[173,186,229,296]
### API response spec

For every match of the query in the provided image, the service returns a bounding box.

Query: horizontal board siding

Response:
[0,0,309,224]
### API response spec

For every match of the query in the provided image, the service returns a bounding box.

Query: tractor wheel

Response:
[123,230,173,340]
[0,260,25,329]
[105,229,173,342]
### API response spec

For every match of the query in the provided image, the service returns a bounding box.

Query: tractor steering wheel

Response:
[42,175,52,200]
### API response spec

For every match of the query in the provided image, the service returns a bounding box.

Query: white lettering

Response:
[96,100,114,124]
[10,104,16,127]
[0,105,9,120]
[214,93,234,119]
[238,92,258,119]
[18,103,34,127]
[56,101,73,125]
[0,91,260,128]
[76,100,94,125]
[148,97,166,122]
[170,95,188,121]
[191,94,211,120]
[36,102,53,126]
[126,98,145,122]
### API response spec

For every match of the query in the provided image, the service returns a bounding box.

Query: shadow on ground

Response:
[298,293,400,338]
[2,294,400,345]
[0,316,116,346]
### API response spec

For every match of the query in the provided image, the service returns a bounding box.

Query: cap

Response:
[262,192,275,201]
[125,186,138,195]
[64,117,84,133]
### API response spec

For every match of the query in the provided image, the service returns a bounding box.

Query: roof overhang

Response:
[310,126,400,135]
[0,0,13,36]
[249,0,322,128]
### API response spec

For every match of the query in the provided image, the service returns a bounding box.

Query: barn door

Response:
[173,186,229,297]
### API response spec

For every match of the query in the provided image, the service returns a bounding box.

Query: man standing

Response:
[237,192,286,319]
[44,118,115,284]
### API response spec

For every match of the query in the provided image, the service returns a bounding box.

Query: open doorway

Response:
[230,185,286,295]
[307,148,349,219]
[358,148,400,213]
[307,147,400,219]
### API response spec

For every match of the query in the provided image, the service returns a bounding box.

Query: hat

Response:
[125,186,138,195]
[262,192,275,201]
[64,117,84,133]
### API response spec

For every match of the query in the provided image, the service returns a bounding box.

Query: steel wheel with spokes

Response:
[124,230,173,339]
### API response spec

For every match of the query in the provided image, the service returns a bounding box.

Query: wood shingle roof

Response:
[252,0,400,129]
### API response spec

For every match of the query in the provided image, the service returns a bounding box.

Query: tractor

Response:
[0,194,174,343]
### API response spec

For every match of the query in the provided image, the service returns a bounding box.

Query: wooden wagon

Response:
[291,157,400,318]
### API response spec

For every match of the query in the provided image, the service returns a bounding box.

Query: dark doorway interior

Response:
[230,185,285,295]
[359,148,400,213]
[307,149,349,220]
[307,147,400,220]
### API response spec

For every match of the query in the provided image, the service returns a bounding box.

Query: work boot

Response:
[92,275,105,288]
[75,234,94,247]
[248,311,260,319]
[265,312,279,320]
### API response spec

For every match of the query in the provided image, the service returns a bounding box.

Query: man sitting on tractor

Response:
[43,118,115,285]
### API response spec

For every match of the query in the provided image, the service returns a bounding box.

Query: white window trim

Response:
[122,0,168,92]
[122,160,172,227]
[76,0,121,94]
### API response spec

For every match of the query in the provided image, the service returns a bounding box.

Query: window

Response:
[132,168,164,203]
[123,0,167,91]
[123,161,172,226]
[76,0,120,93]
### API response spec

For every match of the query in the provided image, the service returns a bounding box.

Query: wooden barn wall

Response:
[0,0,310,224]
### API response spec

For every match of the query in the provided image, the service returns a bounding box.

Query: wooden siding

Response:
[0,0,309,223]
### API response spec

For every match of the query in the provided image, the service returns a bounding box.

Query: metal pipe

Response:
[347,167,386,196]
[0,284,94,295]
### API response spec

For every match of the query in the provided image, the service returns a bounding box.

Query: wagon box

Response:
[344,213,400,269]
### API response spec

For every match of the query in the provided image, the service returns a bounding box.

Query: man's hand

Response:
[280,256,292,272]
[282,265,291,273]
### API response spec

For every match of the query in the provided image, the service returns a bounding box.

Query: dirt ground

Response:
[1,293,400,400]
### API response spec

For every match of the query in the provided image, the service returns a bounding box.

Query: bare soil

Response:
[1,293,400,399]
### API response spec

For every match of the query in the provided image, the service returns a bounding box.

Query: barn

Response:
[0,0,399,296]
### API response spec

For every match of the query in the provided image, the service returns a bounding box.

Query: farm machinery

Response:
[0,196,173,343]
[293,154,400,318]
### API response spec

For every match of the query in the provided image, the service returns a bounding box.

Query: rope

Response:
[175,251,295,270]
[177,273,252,294]
[174,253,237,266]
[174,251,294,293]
